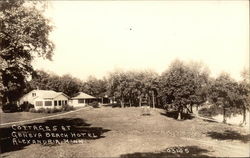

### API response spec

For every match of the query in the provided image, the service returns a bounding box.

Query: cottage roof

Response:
[32,90,69,99]
[72,92,95,99]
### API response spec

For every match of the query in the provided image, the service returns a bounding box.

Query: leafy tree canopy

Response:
[160,59,209,114]
[0,0,54,103]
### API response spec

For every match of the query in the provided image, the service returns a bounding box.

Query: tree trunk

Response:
[190,104,193,113]
[177,106,183,120]
[129,99,132,107]
[139,96,142,107]
[148,95,151,107]
[121,96,124,108]
[6,96,10,104]
[223,107,227,123]
[242,106,246,125]
[152,91,155,109]
[177,112,181,120]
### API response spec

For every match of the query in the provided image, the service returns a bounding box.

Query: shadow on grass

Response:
[202,119,218,123]
[207,130,250,143]
[0,118,110,154]
[103,103,121,108]
[120,146,211,157]
[160,111,195,120]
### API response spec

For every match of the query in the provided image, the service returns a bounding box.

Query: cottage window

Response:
[62,100,65,106]
[45,101,52,106]
[54,101,57,106]
[36,101,43,106]
[65,100,68,105]
[59,100,61,106]
[32,93,36,97]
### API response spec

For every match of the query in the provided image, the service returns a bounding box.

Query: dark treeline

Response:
[22,59,250,124]
[25,71,107,98]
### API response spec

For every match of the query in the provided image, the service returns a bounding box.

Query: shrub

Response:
[29,108,37,113]
[198,105,223,118]
[30,105,73,113]
[89,101,99,108]
[2,103,20,113]
[53,108,62,113]
[20,103,34,112]
[62,104,74,111]
[44,108,50,113]
[37,108,46,113]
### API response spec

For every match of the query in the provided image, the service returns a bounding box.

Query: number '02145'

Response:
[166,147,189,154]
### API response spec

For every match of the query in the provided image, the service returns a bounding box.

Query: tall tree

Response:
[208,73,238,123]
[80,76,108,98]
[160,59,209,119]
[28,70,81,97]
[140,70,160,108]
[58,74,81,97]
[0,0,54,104]
[236,68,250,125]
[186,61,210,112]
[107,70,129,107]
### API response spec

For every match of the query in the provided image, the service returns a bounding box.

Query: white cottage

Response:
[19,90,69,110]
[70,92,96,107]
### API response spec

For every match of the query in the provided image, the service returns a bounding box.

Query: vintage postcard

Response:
[0,0,249,157]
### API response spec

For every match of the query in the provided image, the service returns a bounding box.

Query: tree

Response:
[139,70,160,108]
[236,68,250,125]
[186,61,210,112]
[208,73,238,123]
[236,82,250,125]
[0,0,54,104]
[159,59,209,119]
[27,70,51,91]
[80,76,108,98]
[27,70,81,97]
[107,70,138,108]
[58,74,81,97]
[106,69,160,108]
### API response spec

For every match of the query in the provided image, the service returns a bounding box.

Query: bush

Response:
[53,108,62,113]
[20,103,34,112]
[29,108,37,113]
[89,101,100,108]
[44,108,52,113]
[62,104,74,111]
[2,103,20,113]
[198,106,223,118]
[30,107,63,113]
[37,108,46,113]
[29,105,74,113]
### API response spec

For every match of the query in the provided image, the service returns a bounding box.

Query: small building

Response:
[70,92,96,107]
[97,95,111,104]
[19,90,69,110]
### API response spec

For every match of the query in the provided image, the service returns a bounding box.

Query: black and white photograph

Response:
[0,0,249,157]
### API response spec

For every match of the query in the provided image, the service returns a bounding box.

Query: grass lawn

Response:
[0,106,249,157]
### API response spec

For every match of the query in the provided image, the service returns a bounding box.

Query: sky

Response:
[32,1,249,81]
